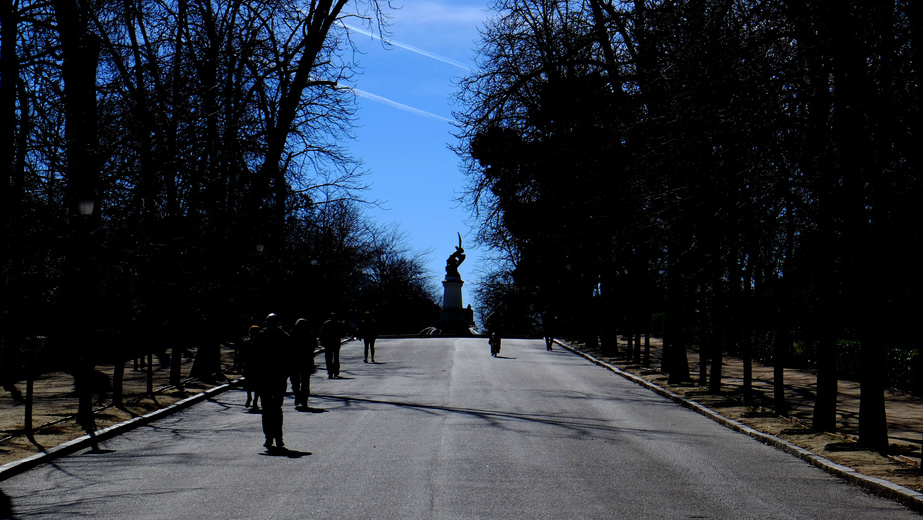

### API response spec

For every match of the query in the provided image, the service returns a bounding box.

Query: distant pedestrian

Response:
[250,313,291,451]
[290,318,317,410]
[485,311,502,357]
[542,309,556,351]
[238,325,261,411]
[319,313,345,378]
[358,311,379,363]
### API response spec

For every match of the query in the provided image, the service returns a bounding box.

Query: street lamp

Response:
[78,198,95,216]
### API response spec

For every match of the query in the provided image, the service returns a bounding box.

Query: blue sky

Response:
[343,2,494,306]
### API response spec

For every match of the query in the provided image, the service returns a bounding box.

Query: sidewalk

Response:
[565,336,923,500]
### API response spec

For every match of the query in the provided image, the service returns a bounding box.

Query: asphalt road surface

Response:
[1,338,919,519]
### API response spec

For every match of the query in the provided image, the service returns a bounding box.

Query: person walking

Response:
[290,318,317,410]
[238,325,261,411]
[250,313,291,451]
[485,311,502,357]
[542,309,556,351]
[358,311,378,363]
[319,313,345,378]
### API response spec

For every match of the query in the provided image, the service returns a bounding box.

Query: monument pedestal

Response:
[440,276,473,335]
[442,277,463,309]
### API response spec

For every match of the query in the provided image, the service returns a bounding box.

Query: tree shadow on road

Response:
[0,488,15,519]
[83,447,116,455]
[310,392,686,440]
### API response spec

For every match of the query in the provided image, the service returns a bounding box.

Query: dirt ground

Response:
[1,338,922,502]
[0,347,236,468]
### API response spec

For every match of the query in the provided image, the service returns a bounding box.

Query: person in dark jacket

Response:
[319,313,345,378]
[290,318,317,410]
[238,325,261,411]
[358,311,379,363]
[250,313,291,451]
[485,311,502,357]
[541,309,556,351]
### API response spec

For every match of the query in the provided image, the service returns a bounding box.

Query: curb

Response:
[557,340,923,513]
[0,381,236,482]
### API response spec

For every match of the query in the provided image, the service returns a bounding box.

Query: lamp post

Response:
[71,194,102,450]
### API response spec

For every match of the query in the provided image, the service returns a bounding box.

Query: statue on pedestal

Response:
[440,233,473,335]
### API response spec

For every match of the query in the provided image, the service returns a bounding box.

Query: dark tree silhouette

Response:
[456,0,921,450]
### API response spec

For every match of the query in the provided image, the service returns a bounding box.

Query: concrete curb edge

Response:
[0,380,236,482]
[556,340,923,513]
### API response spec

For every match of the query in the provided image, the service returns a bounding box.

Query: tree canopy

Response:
[1,0,437,381]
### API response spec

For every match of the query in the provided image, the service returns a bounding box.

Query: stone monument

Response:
[440,233,474,335]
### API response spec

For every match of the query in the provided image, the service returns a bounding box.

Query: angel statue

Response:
[445,232,466,278]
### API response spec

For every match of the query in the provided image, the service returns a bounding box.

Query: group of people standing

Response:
[235,311,377,452]
[484,309,557,357]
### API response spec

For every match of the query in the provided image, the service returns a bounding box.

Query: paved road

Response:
[1,338,918,519]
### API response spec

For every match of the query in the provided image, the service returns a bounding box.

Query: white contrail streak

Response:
[346,24,472,71]
[351,88,455,124]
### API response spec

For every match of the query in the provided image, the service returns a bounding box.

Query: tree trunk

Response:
[624,323,633,361]
[633,332,641,365]
[794,0,838,433]
[858,336,889,450]
[708,323,723,394]
[698,334,708,387]
[170,344,183,388]
[598,275,616,356]
[0,2,17,247]
[663,260,690,383]
[24,376,34,444]
[813,334,839,432]
[146,352,154,396]
[829,2,889,449]
[53,1,103,436]
[741,254,754,406]
[112,358,124,407]
[773,329,790,416]
[53,0,101,216]
[708,282,725,394]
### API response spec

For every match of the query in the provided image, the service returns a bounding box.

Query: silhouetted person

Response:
[542,309,556,351]
[319,313,345,378]
[358,311,378,363]
[250,313,291,451]
[238,325,261,411]
[290,318,317,410]
[73,360,109,452]
[485,311,502,357]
